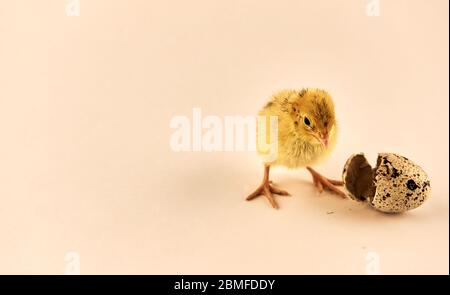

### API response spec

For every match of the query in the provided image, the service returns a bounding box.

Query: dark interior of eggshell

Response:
[344,154,376,201]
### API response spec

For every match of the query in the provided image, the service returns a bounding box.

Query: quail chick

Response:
[247,88,346,209]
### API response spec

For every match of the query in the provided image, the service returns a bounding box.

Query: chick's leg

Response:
[246,165,290,209]
[306,166,346,198]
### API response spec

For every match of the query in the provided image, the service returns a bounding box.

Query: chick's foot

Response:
[246,165,290,209]
[306,166,346,198]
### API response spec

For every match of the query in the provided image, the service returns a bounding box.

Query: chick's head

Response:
[290,89,337,147]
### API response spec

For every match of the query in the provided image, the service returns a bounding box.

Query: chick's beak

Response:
[319,133,329,147]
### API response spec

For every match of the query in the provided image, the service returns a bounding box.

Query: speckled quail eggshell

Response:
[342,153,372,202]
[370,153,431,213]
[342,153,431,213]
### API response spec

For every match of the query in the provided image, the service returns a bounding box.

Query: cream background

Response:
[0,0,448,274]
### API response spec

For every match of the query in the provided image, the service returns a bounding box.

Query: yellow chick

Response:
[247,88,346,209]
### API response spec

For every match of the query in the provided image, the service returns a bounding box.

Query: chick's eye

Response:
[303,117,311,127]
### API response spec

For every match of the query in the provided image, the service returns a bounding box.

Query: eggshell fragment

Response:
[342,153,431,213]
[342,153,373,202]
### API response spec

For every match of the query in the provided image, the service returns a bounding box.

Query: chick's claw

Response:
[269,185,291,196]
[313,176,324,193]
[307,166,347,198]
[246,182,290,209]
[326,178,344,186]
[246,165,291,209]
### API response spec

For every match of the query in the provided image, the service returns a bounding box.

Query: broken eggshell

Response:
[342,153,431,213]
